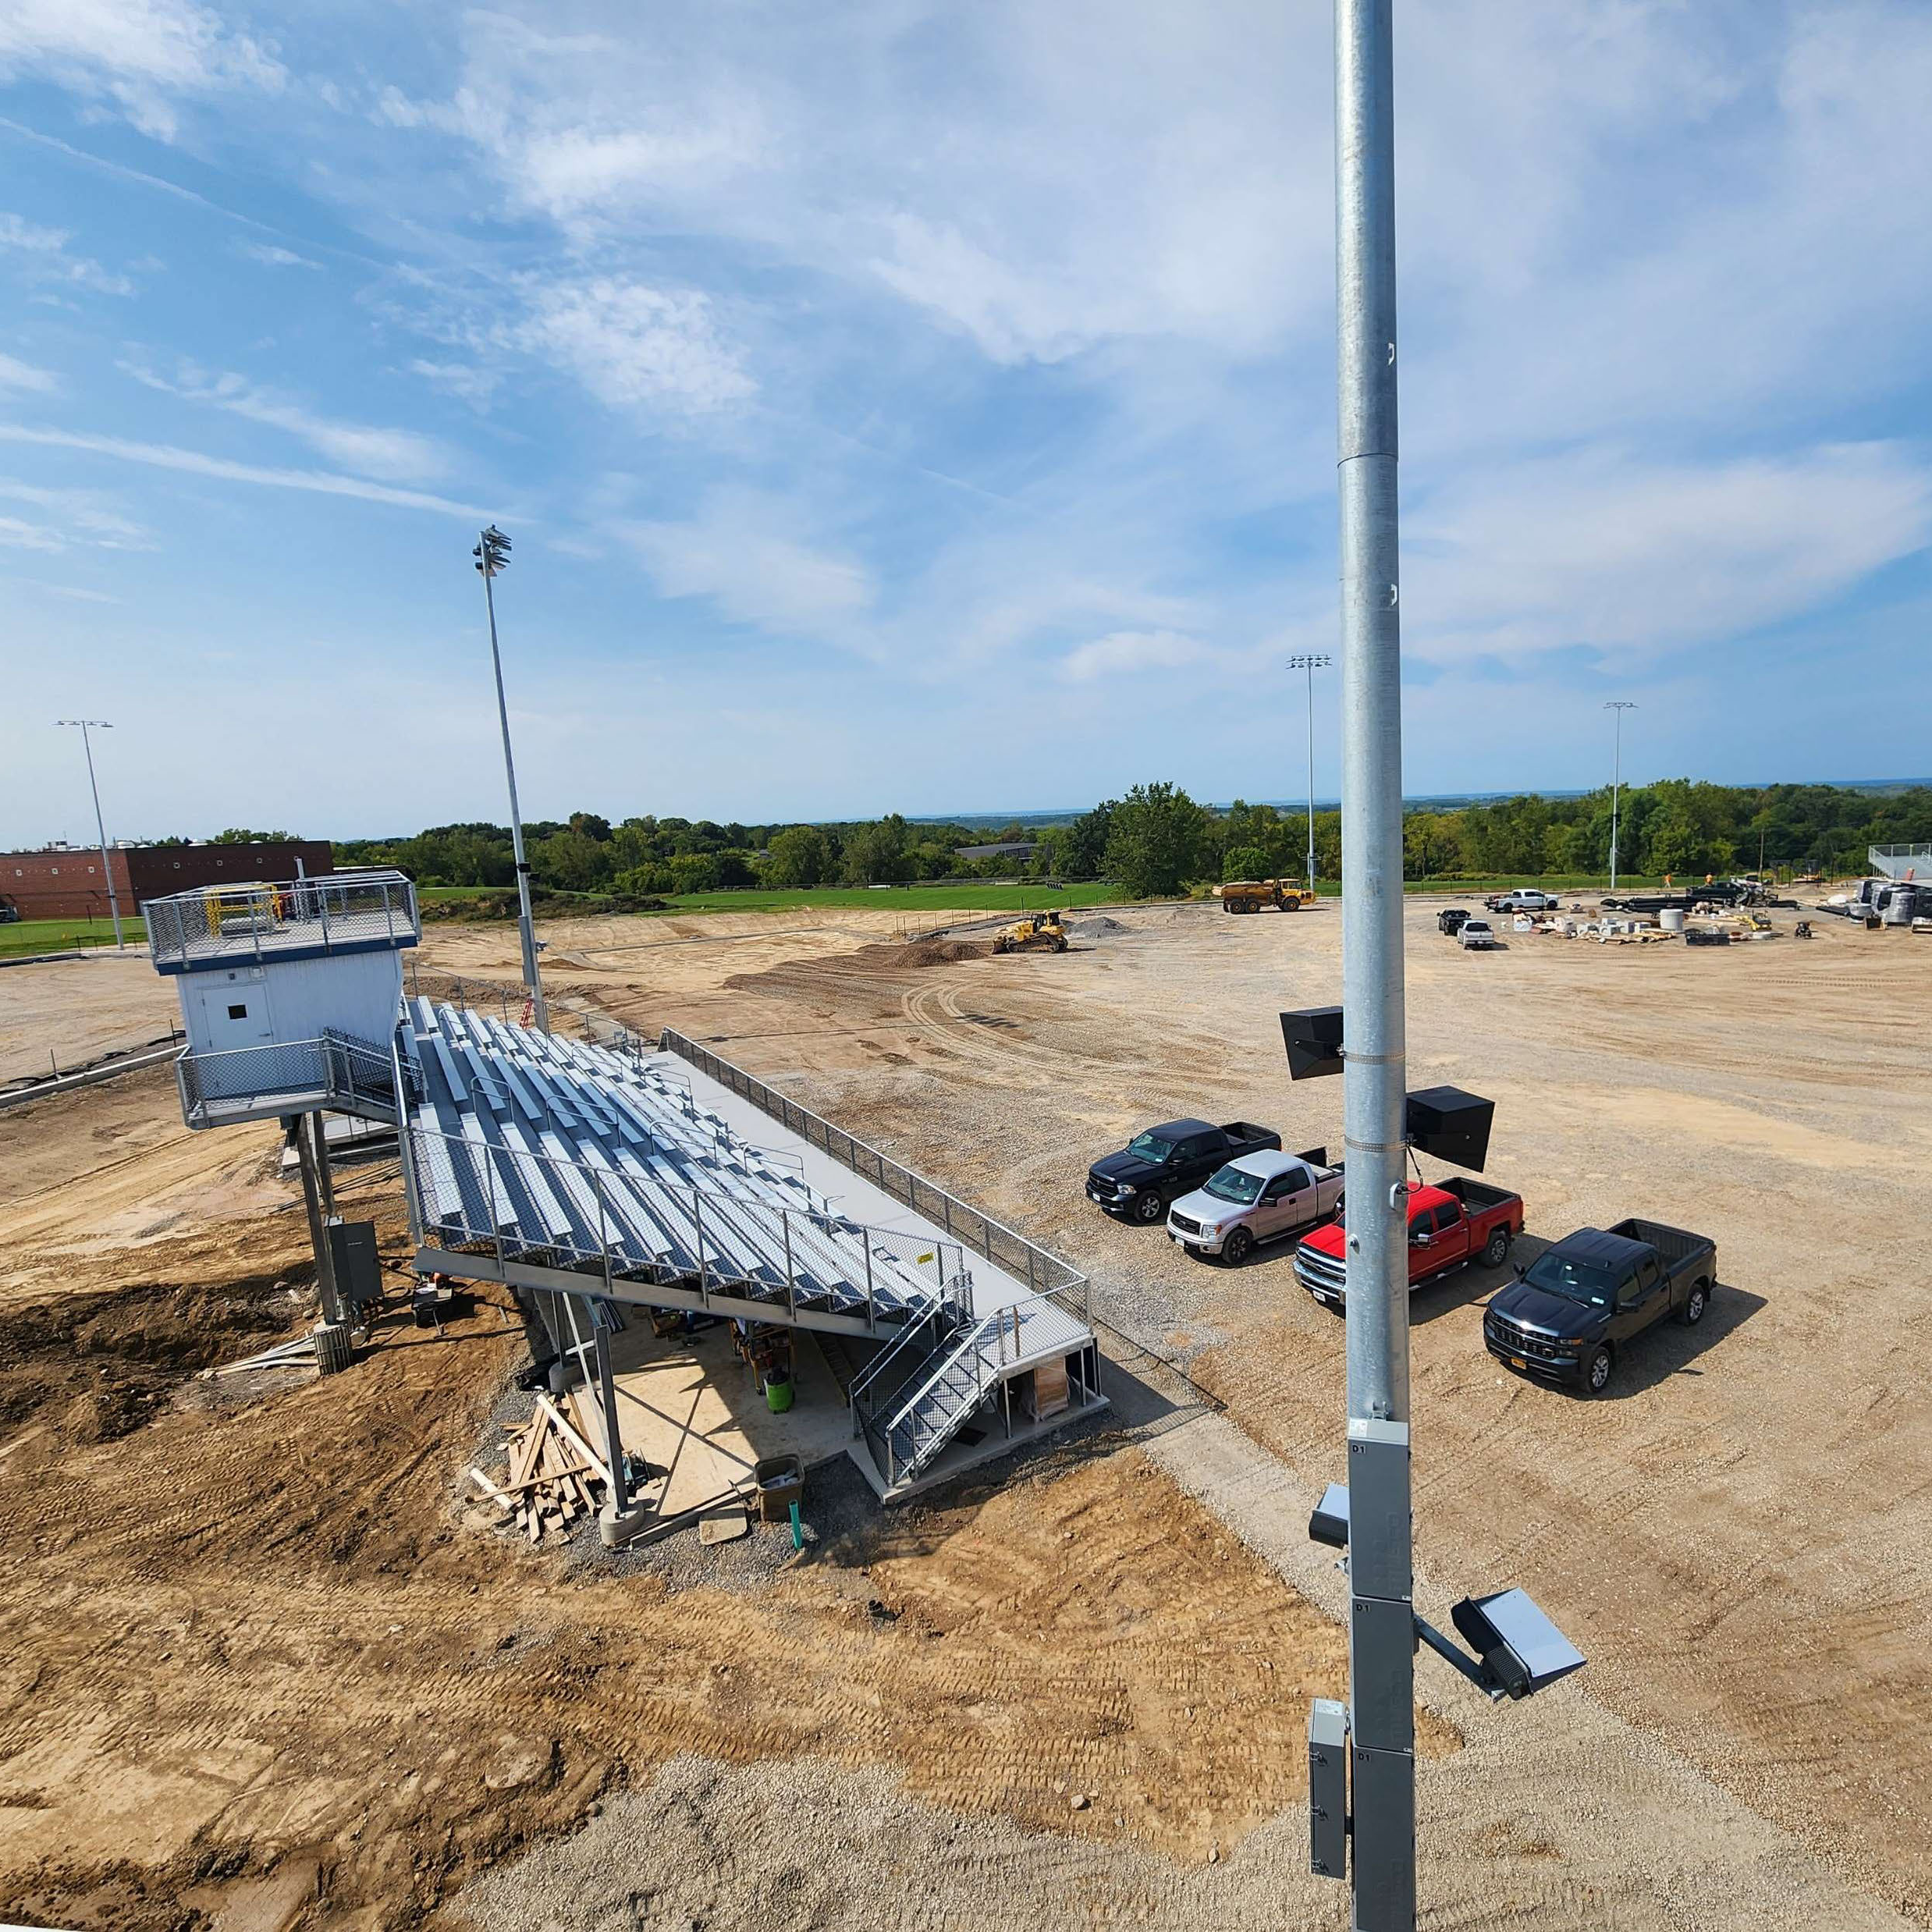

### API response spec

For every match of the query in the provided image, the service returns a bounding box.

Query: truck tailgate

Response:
[1606,1216,1713,1270]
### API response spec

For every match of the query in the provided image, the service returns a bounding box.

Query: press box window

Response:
[227,1003,249,1020]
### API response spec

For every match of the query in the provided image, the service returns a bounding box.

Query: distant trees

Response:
[210,826,297,844]
[765,825,833,886]
[339,779,1931,902]
[1103,783,1213,898]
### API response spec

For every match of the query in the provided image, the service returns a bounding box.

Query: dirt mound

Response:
[0,1273,302,1440]
[1068,915,1126,938]
[886,937,993,968]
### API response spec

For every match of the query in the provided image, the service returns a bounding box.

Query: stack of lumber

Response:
[470,1396,611,1546]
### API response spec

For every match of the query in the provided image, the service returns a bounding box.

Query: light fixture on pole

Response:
[473,525,549,1034]
[1286,652,1332,888]
[1604,701,1636,893]
[55,719,125,951]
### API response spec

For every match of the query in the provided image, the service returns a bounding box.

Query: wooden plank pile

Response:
[470,1396,612,1546]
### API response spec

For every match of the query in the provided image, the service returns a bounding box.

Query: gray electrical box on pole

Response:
[1334,0,1415,1924]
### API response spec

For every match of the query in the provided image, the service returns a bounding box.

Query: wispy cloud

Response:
[235,239,319,271]
[119,357,451,483]
[0,478,152,550]
[1059,628,1213,683]
[0,351,57,393]
[0,210,133,295]
[620,491,870,638]
[0,0,286,142]
[0,425,487,517]
[510,277,754,417]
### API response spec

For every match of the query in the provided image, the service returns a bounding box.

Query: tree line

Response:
[332,780,1930,902]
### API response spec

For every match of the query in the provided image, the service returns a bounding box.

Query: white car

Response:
[1458,918,1499,950]
[1167,1149,1346,1265]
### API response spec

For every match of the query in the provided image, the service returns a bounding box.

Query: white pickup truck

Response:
[1485,888,1561,914]
[1167,1148,1345,1264]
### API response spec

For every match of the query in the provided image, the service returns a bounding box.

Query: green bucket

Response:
[765,1374,794,1414]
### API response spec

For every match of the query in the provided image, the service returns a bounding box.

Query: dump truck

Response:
[991,907,1067,954]
[1217,879,1316,915]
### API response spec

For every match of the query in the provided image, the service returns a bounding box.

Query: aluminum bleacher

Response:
[400,1000,957,1338]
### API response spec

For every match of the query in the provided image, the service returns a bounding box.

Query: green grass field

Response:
[651,881,1124,914]
[0,916,148,957]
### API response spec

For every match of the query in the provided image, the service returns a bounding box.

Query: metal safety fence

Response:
[656,1028,1089,1319]
[147,870,419,969]
[176,1029,399,1126]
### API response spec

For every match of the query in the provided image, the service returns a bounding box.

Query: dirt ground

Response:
[1,895,1927,1929]
[0,951,182,1087]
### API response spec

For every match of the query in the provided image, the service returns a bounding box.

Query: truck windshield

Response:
[1204,1168,1263,1205]
[1128,1132,1177,1163]
[1524,1252,1618,1309]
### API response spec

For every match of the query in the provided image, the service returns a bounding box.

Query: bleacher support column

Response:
[594,1322,629,1514]
[291,1111,344,1326]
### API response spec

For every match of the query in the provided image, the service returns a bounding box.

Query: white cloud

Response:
[510,278,753,416]
[0,478,152,551]
[0,425,488,517]
[407,359,499,409]
[0,0,285,140]
[119,359,451,483]
[0,350,57,392]
[235,239,320,271]
[0,210,133,295]
[621,491,871,637]
[1406,442,1932,664]
[1059,628,1213,683]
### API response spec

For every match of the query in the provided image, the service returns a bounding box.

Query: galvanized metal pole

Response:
[57,720,125,950]
[1306,656,1319,887]
[1605,701,1635,893]
[1336,2,1415,1926]
[478,533,549,1033]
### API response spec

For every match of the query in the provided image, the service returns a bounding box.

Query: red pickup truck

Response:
[1293,1177,1523,1306]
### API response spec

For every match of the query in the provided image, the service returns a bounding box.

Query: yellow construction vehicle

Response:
[992,907,1068,954]
[1216,879,1316,915]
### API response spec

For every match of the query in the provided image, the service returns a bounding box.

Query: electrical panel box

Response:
[325,1218,382,1315]
[1308,1698,1348,1879]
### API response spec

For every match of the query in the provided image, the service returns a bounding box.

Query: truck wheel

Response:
[1581,1345,1614,1396]
[1134,1191,1167,1224]
[1678,1280,1710,1326]
[1482,1227,1511,1268]
[1223,1227,1255,1266]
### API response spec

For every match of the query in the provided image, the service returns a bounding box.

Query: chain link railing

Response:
[176,1028,398,1125]
[147,871,418,969]
[656,1028,1089,1319]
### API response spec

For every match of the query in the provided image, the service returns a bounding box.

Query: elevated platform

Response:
[1872,844,1930,882]
[145,871,418,975]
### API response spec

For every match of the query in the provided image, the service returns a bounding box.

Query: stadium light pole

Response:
[55,719,125,951]
[474,526,549,1033]
[1334,1,1415,1923]
[1605,701,1636,892]
[1287,653,1332,887]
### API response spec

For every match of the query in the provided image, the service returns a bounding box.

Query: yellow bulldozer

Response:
[1217,879,1316,915]
[992,907,1068,954]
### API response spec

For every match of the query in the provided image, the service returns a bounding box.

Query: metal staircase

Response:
[851,1288,1098,1495]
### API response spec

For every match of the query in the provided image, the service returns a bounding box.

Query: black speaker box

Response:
[1280,1006,1344,1081]
[1404,1085,1493,1171]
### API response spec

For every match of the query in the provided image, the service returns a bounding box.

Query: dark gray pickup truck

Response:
[1484,1217,1717,1395]
[1086,1118,1281,1224]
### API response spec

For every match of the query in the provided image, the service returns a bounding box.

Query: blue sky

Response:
[2,1,1928,843]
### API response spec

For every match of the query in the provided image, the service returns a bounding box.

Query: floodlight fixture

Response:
[1309,1481,1351,1550]
[1280,1005,1345,1080]
[474,524,512,577]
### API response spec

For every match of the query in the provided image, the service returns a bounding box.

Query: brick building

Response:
[0,841,335,922]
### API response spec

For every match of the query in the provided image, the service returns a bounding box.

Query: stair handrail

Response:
[847,1284,954,1419]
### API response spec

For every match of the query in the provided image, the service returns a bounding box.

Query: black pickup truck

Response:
[1484,1217,1717,1395]
[1086,1118,1281,1224]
